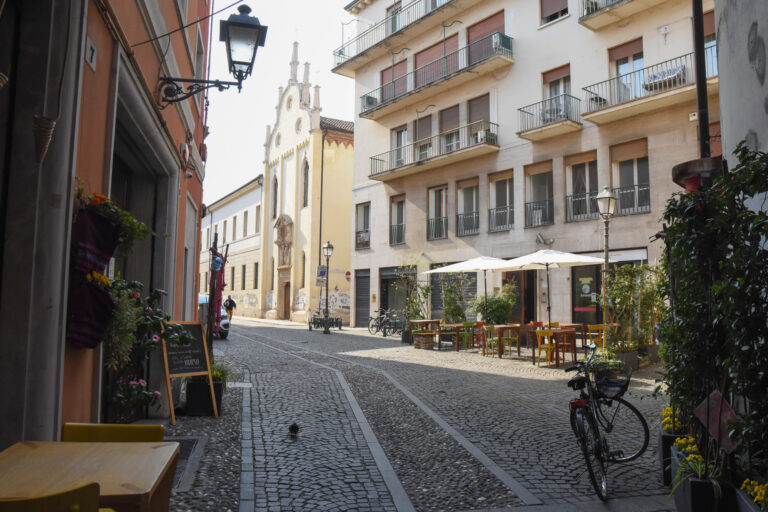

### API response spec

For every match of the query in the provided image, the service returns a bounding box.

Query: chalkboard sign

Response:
[161,321,218,424]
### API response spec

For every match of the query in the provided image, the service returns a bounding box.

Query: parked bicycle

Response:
[368,309,389,336]
[382,309,405,337]
[565,344,649,501]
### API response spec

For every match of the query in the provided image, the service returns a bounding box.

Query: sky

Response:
[202,0,355,204]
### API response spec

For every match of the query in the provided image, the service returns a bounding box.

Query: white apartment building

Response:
[338,0,719,327]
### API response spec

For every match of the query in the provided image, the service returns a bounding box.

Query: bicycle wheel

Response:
[572,408,608,501]
[596,397,649,463]
[368,317,378,335]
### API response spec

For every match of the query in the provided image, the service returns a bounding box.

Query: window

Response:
[541,64,571,123]
[206,227,210,249]
[703,11,717,76]
[390,195,405,245]
[610,139,650,215]
[270,257,274,290]
[439,105,460,153]
[255,206,261,233]
[302,161,309,207]
[540,0,567,24]
[232,216,237,241]
[468,94,491,143]
[230,267,235,291]
[414,36,458,87]
[565,151,599,221]
[609,38,644,102]
[467,10,504,65]
[241,265,246,290]
[223,220,227,243]
[176,0,188,24]
[253,262,259,289]
[243,211,248,237]
[355,203,370,249]
[380,60,407,102]
[386,1,402,35]
[391,126,408,167]
[457,179,479,236]
[415,115,433,160]
[489,171,513,232]
[427,186,448,240]
[525,161,554,227]
[272,177,278,219]
[194,31,205,81]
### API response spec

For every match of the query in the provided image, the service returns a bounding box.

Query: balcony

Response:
[525,199,554,228]
[369,121,499,181]
[390,223,405,245]
[355,229,370,249]
[456,212,479,236]
[582,45,718,125]
[333,0,475,78]
[518,94,582,142]
[579,0,669,30]
[427,216,447,240]
[614,184,650,216]
[566,192,599,222]
[360,32,514,119]
[489,205,513,232]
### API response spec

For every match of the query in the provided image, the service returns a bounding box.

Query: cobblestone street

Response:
[171,318,675,512]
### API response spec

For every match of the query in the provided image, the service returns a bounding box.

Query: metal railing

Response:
[369,121,498,177]
[456,211,479,236]
[333,0,453,67]
[427,216,448,240]
[580,0,626,17]
[518,94,582,132]
[355,229,370,249]
[566,192,599,222]
[614,184,650,215]
[390,223,405,245]
[360,32,513,114]
[489,205,513,232]
[525,199,554,227]
[583,44,717,112]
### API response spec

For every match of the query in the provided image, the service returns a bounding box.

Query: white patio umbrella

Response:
[423,256,511,320]
[497,249,610,327]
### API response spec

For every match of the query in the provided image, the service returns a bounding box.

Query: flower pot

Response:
[185,380,224,416]
[659,430,684,486]
[670,445,683,489]
[614,350,639,371]
[72,208,120,274]
[673,477,734,512]
[735,487,762,512]
[412,333,434,350]
[401,329,411,344]
[640,344,660,363]
[66,281,114,348]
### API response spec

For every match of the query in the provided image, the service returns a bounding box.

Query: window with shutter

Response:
[439,105,460,153]
[381,60,407,102]
[468,94,490,142]
[416,115,433,160]
[415,35,458,87]
[540,0,568,24]
[467,11,504,65]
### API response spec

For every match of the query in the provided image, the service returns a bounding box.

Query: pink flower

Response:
[154,391,161,396]
[139,379,147,386]
[146,307,153,313]
[132,291,140,299]
[152,334,160,342]
[129,380,138,386]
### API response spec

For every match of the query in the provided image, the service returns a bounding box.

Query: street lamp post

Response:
[322,241,334,334]
[596,186,617,350]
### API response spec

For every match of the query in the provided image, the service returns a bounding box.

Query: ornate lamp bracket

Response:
[157,77,241,109]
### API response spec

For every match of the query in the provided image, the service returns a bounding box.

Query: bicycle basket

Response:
[594,366,632,399]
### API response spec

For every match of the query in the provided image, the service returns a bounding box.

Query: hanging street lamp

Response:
[596,185,617,350]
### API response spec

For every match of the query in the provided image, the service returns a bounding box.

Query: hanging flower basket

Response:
[72,208,119,275]
[66,281,114,348]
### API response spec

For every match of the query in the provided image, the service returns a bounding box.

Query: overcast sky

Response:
[202,0,355,204]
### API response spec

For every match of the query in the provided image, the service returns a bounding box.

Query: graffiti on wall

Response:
[318,292,351,313]
[240,293,260,308]
[294,292,307,309]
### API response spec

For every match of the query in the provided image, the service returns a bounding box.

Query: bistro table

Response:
[409,319,441,349]
[440,323,468,352]
[494,324,523,359]
[559,323,587,352]
[531,327,577,367]
[0,441,179,512]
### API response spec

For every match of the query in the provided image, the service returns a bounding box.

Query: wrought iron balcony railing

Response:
[489,205,513,232]
[583,44,717,112]
[613,184,650,216]
[427,216,448,240]
[369,121,498,177]
[518,94,582,132]
[525,199,554,227]
[390,223,405,245]
[360,32,513,115]
[566,192,599,222]
[580,0,625,17]
[333,0,453,67]
[355,229,370,249]
[456,211,479,236]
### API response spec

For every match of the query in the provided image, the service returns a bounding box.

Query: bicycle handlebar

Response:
[565,344,599,373]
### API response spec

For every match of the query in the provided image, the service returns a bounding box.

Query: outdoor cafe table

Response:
[440,323,468,352]
[409,319,441,348]
[0,440,179,511]
[558,323,587,352]
[494,324,523,359]
[531,327,578,367]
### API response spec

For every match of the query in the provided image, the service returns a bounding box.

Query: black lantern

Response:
[158,4,268,107]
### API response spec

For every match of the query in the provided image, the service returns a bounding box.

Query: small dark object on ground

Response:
[289,422,299,440]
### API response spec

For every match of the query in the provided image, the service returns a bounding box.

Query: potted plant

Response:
[659,406,686,486]
[670,436,732,512]
[393,265,431,345]
[185,362,230,416]
[738,479,767,512]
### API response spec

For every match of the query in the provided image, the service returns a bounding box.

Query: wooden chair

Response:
[499,324,521,356]
[586,324,605,352]
[0,482,115,512]
[483,326,499,356]
[557,330,577,365]
[61,423,164,443]
[460,321,475,350]
[535,329,557,367]
[547,321,560,328]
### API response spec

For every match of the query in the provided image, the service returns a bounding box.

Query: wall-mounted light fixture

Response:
[158,5,267,108]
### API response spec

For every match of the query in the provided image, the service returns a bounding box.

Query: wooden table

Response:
[0,441,179,511]
[440,323,468,352]
[531,328,577,367]
[409,319,441,349]
[559,323,587,352]
[494,325,522,359]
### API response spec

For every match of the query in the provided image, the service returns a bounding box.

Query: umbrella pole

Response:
[483,269,488,322]
[546,264,552,327]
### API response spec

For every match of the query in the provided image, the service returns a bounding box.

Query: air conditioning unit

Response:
[363,95,378,108]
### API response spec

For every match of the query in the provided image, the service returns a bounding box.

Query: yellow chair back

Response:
[547,322,560,328]
[587,324,605,348]
[0,482,103,512]
[61,423,164,443]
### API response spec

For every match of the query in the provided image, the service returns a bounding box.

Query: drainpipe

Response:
[318,128,328,310]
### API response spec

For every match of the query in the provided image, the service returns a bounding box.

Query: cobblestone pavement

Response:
[229,318,674,512]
